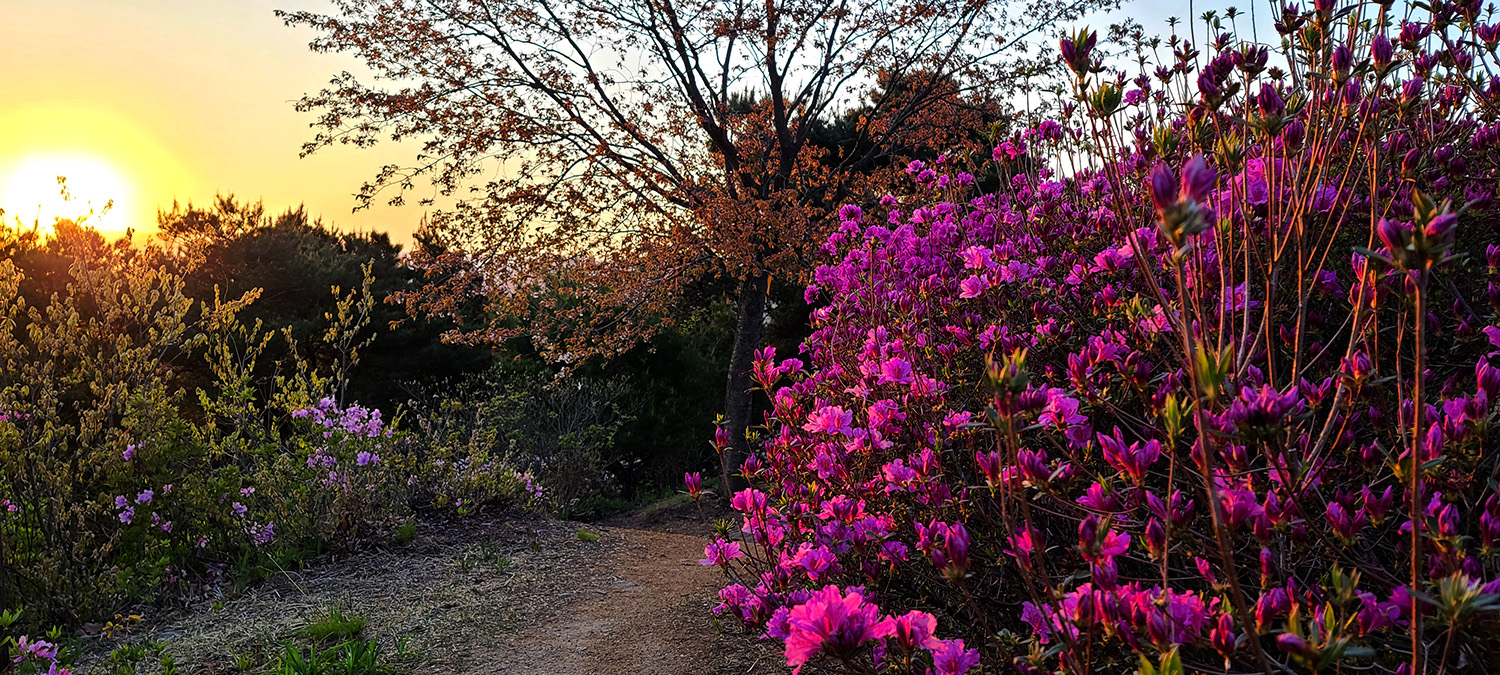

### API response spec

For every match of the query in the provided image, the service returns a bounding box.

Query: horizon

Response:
[0,0,1222,246]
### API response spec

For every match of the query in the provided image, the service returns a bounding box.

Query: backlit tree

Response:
[278,0,1115,485]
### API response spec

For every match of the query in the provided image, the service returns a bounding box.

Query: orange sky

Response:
[0,1,1215,246]
[0,1,430,244]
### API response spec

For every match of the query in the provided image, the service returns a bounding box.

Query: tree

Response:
[278,0,1115,487]
[155,196,494,410]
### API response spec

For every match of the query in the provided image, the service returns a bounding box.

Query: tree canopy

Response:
[280,0,1117,484]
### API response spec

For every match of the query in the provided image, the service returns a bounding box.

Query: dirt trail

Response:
[118,502,778,675]
[452,525,761,675]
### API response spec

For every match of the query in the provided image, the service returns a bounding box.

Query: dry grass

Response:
[72,500,777,675]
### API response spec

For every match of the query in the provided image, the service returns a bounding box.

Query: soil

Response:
[97,496,782,675]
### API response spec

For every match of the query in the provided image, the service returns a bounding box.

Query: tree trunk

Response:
[722,273,768,496]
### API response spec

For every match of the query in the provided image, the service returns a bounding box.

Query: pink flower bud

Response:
[1179,154,1217,203]
[1372,34,1394,66]
[1148,162,1179,212]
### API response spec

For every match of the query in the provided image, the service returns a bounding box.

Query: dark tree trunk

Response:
[722,273,768,495]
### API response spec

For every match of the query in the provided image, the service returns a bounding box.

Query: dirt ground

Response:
[98,498,782,675]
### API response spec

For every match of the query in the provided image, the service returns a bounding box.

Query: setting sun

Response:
[1,153,133,232]
[0,105,198,238]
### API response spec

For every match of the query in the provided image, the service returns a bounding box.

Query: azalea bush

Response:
[708,3,1500,673]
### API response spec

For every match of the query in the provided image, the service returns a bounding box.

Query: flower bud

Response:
[1402,77,1425,104]
[1332,44,1353,75]
[1078,514,1100,556]
[1480,23,1500,46]
[1211,613,1237,660]
[1091,559,1119,589]
[1377,218,1403,253]
[1400,21,1432,49]
[1147,163,1178,213]
[1180,154,1217,203]
[1277,633,1317,659]
[1260,547,1278,586]
[1342,79,1362,108]
[1372,34,1394,66]
[1279,118,1306,149]
[1424,211,1457,239]
[1478,361,1500,399]
[1258,83,1286,118]
[1145,518,1167,559]
[741,454,762,477]
[1401,148,1422,177]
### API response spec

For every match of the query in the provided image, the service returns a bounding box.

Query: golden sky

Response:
[0,1,429,243]
[0,1,1216,246]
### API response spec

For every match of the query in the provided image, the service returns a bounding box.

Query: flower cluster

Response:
[709,5,1500,673]
[10,635,71,675]
[112,485,173,532]
[291,397,390,438]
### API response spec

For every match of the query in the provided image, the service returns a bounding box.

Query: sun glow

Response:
[2,153,134,233]
[0,105,198,239]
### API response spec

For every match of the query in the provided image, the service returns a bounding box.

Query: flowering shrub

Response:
[712,4,1500,673]
[0,239,532,630]
[403,369,632,517]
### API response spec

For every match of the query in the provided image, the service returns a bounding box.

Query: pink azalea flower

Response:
[957,274,991,299]
[877,357,914,385]
[803,406,855,436]
[928,638,981,675]
[889,610,943,651]
[784,585,895,673]
[700,539,745,566]
[959,246,996,269]
[1006,526,1043,567]
[1038,389,1086,430]
[789,542,838,580]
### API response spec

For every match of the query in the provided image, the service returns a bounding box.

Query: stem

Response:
[1434,626,1456,675]
[1410,271,1428,675]
[1172,250,1274,675]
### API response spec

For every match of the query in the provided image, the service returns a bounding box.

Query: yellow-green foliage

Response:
[0,224,524,630]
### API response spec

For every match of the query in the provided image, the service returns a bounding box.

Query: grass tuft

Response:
[298,607,366,643]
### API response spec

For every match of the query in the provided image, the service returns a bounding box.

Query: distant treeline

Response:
[3,194,797,495]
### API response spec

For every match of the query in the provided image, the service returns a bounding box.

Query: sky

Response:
[0,0,1257,246]
[0,0,423,242]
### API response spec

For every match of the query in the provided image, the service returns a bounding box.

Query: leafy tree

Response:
[155,196,493,410]
[278,0,1115,486]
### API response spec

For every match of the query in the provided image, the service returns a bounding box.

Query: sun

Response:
[1,153,134,233]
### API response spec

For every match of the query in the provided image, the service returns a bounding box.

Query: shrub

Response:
[710,4,1500,674]
[0,233,529,631]
[402,368,630,517]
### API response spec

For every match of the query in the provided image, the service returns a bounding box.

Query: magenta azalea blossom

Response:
[700,539,745,566]
[957,274,990,298]
[803,406,856,436]
[783,585,895,673]
[889,610,943,651]
[927,638,981,675]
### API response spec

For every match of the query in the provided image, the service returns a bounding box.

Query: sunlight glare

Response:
[1,154,133,233]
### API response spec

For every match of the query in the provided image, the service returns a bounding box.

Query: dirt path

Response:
[451,526,762,675]
[112,502,779,675]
